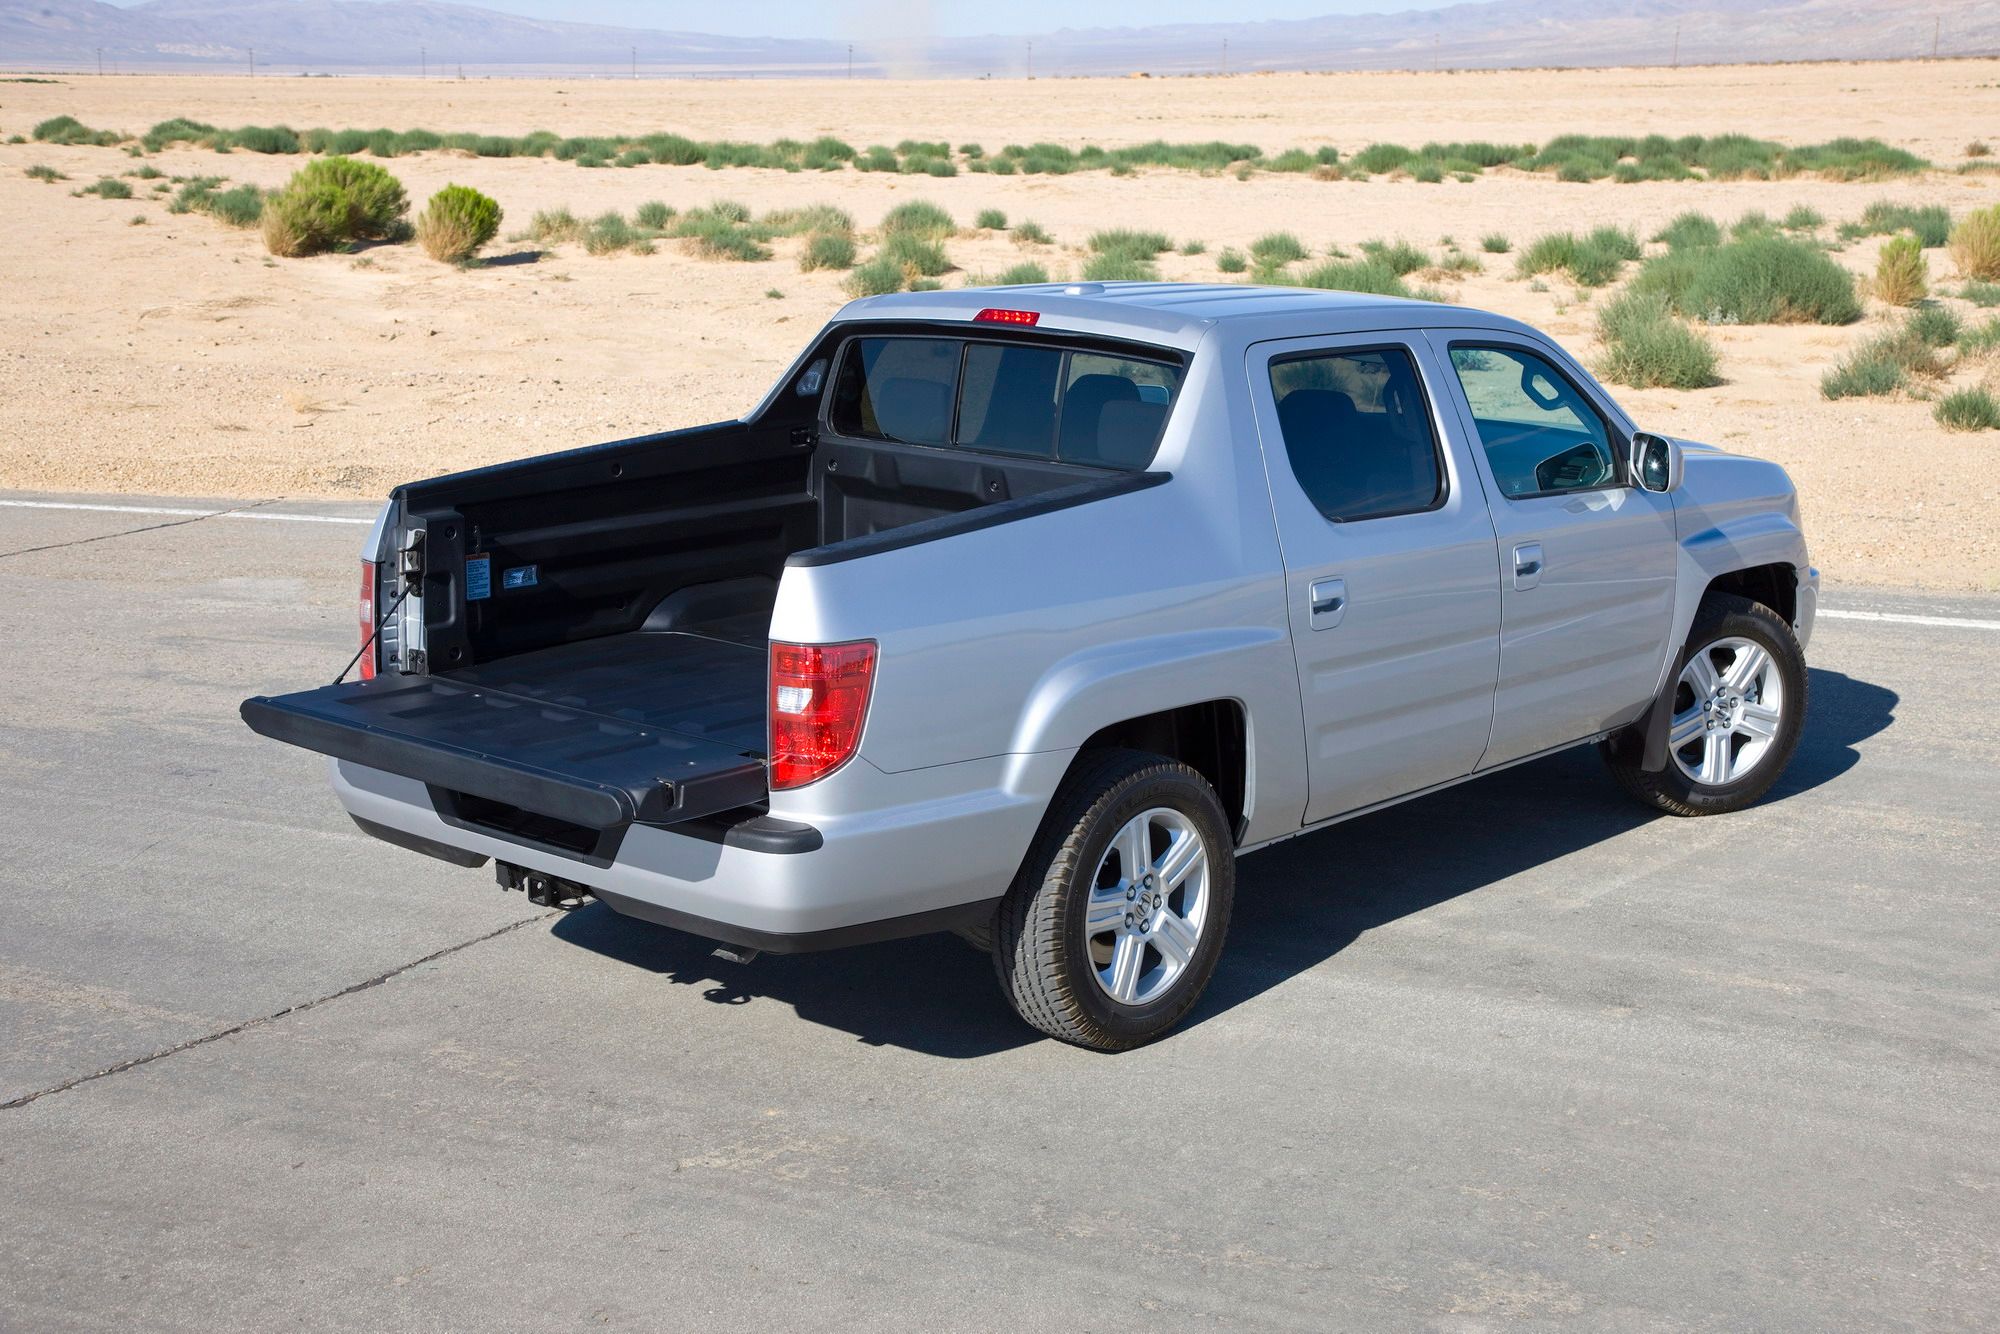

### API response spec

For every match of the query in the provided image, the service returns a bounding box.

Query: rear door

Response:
[1248,332,1502,825]
[1428,334,1677,766]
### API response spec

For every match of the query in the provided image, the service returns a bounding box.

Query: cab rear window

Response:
[827,335,1181,469]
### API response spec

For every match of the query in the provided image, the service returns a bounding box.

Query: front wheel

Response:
[1606,592,1807,816]
[994,749,1235,1051]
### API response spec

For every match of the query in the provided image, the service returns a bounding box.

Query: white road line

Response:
[1818,608,2000,632]
[0,499,371,526]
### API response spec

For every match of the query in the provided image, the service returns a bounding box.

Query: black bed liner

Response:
[240,630,768,830]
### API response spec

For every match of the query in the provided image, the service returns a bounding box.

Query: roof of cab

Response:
[833,282,1539,353]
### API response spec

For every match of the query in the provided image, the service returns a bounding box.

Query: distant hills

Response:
[3,0,1993,76]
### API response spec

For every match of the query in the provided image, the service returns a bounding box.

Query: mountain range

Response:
[2,0,1992,76]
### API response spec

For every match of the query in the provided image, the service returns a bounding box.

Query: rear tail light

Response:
[357,560,379,681]
[769,640,876,790]
[974,307,1040,325]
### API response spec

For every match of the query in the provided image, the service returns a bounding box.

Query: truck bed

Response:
[240,625,769,833]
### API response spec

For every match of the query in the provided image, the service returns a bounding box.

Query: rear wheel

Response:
[994,749,1234,1051]
[1606,592,1807,816]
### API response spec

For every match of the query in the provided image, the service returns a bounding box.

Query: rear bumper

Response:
[331,747,1067,949]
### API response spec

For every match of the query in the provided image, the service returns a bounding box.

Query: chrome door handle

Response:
[1512,542,1544,590]
[1310,577,1347,629]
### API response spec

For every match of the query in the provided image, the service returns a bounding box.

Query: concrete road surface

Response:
[2,492,1995,1331]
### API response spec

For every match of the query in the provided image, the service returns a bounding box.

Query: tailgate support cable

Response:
[332,584,411,687]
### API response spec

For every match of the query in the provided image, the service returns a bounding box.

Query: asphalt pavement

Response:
[2,492,1995,1331]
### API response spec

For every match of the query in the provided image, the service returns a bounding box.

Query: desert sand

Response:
[2,63,1996,588]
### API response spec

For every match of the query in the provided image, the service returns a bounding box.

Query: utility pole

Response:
[1671,23,1680,69]
[1222,37,1228,76]
[1027,38,1033,80]
[631,46,637,79]
[96,46,103,76]
[847,43,853,78]
[1933,16,1942,59]
[248,46,254,77]
[421,45,427,78]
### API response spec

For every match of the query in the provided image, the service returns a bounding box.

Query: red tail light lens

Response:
[358,560,379,681]
[769,640,876,790]
[974,307,1040,325]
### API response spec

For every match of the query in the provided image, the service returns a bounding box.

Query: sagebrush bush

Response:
[262,156,409,256]
[33,115,121,147]
[1639,234,1861,324]
[1782,205,1824,231]
[1596,290,1720,389]
[1935,387,2000,431]
[994,262,1049,285]
[1960,279,2000,307]
[1089,229,1172,257]
[1215,248,1248,274]
[1653,211,1721,251]
[1516,227,1639,286]
[1949,206,2000,280]
[1359,238,1430,276]
[974,208,1007,230]
[1874,235,1927,306]
[1481,233,1510,254]
[1283,259,1410,297]
[529,206,583,245]
[1249,232,1308,265]
[799,230,856,271]
[1908,305,1961,348]
[1012,220,1052,245]
[1854,200,1952,248]
[1081,250,1159,282]
[634,200,674,230]
[762,203,851,237]
[416,184,502,263]
[25,163,65,182]
[883,231,948,277]
[1819,316,1951,399]
[584,211,639,255]
[79,176,133,199]
[844,254,905,297]
[880,200,954,240]
[1180,239,1207,255]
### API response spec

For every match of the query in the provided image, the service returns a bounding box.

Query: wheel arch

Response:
[1070,701,1250,843]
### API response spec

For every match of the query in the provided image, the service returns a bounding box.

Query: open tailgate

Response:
[240,632,769,829]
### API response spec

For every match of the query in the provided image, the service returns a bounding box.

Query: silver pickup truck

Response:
[243,283,1817,1049]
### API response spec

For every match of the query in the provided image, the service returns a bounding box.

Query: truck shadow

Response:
[551,667,1895,1057]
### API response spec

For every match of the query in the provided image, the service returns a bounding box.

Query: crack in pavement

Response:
[0,498,283,561]
[1,913,554,1111]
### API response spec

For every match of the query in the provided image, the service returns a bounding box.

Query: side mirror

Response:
[1630,431,1683,493]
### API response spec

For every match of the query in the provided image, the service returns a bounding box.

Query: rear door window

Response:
[827,335,1182,469]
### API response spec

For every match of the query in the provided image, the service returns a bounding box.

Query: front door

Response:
[1248,334,1502,825]
[1429,336,1677,767]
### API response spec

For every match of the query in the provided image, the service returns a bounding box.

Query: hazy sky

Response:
[109,1,1456,40]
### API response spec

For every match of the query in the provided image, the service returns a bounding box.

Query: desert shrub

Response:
[974,208,1007,230]
[844,254,905,296]
[529,207,584,245]
[25,163,66,182]
[1082,250,1159,282]
[1596,290,1720,389]
[171,181,264,227]
[1089,229,1172,257]
[634,200,674,230]
[1012,219,1052,245]
[1215,248,1248,274]
[1432,251,1482,275]
[678,213,772,261]
[799,230,856,271]
[1908,305,1961,348]
[856,145,898,172]
[883,230,949,277]
[1358,238,1430,276]
[1949,206,2000,280]
[231,124,300,154]
[33,115,121,147]
[1819,318,1950,398]
[1957,316,2000,354]
[1249,232,1309,265]
[1653,211,1722,251]
[1180,239,1207,255]
[584,211,639,255]
[1873,235,1927,306]
[78,177,133,199]
[762,203,852,237]
[416,184,502,262]
[127,164,164,180]
[880,200,954,240]
[1783,137,1928,180]
[261,156,409,256]
[1658,234,1860,324]
[1853,200,1952,247]
[1285,259,1411,297]
[1935,387,2000,431]
[1971,141,1994,159]
[1516,226,1638,287]
[1782,205,1824,231]
[993,262,1050,285]
[1480,233,1510,254]
[1961,280,2000,307]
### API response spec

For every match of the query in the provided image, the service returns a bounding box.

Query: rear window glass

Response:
[827,335,1182,469]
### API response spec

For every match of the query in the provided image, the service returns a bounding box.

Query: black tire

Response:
[1605,592,1807,816]
[993,749,1235,1051]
